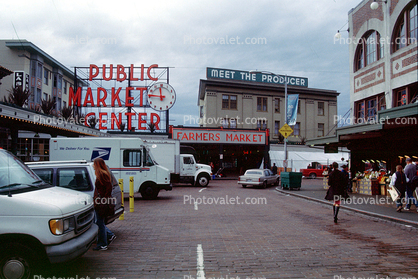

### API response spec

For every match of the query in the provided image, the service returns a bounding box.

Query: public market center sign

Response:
[207,67,308,87]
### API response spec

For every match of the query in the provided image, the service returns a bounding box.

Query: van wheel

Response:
[0,244,37,279]
[140,183,159,200]
[195,174,210,187]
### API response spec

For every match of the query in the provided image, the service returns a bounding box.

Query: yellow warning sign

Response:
[279,124,293,139]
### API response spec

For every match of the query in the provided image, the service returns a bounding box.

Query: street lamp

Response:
[370,0,387,10]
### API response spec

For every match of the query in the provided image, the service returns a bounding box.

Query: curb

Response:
[275,187,418,228]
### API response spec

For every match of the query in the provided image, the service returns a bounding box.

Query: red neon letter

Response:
[136,87,147,107]
[116,64,127,82]
[125,112,135,130]
[111,113,122,130]
[137,113,147,130]
[150,113,160,130]
[69,87,82,107]
[89,64,99,81]
[147,64,158,81]
[111,87,122,107]
[103,64,113,81]
[98,112,107,130]
[83,88,95,107]
[125,87,134,107]
[129,64,139,81]
[97,87,107,107]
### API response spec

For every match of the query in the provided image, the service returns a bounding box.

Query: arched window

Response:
[354,31,384,71]
[393,2,418,52]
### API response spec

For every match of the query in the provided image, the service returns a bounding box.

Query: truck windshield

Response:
[0,150,50,194]
[143,148,156,166]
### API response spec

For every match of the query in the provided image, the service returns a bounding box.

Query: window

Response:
[318,102,324,116]
[257,97,267,112]
[297,101,301,114]
[396,89,408,106]
[318,123,324,137]
[44,68,49,85]
[257,119,267,129]
[57,168,92,191]
[274,98,280,113]
[393,3,418,52]
[222,95,237,109]
[293,122,300,136]
[274,121,280,137]
[63,81,67,94]
[355,31,384,71]
[222,118,237,128]
[32,168,53,185]
[367,99,377,120]
[410,4,418,41]
[183,156,193,165]
[123,149,142,167]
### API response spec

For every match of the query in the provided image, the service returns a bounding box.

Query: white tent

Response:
[269,145,349,172]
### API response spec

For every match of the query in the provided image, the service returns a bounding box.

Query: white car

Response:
[238,169,280,188]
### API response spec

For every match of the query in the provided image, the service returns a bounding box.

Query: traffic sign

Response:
[279,124,293,138]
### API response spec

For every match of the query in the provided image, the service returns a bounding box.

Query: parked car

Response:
[0,150,97,279]
[238,169,280,188]
[26,160,124,224]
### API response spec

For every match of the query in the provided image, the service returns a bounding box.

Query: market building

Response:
[307,0,417,180]
[196,67,341,175]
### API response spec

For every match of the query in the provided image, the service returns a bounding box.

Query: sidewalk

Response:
[275,178,418,227]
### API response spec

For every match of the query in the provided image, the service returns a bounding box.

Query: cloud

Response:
[1,0,359,127]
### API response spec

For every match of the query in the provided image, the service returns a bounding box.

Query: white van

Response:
[0,149,97,279]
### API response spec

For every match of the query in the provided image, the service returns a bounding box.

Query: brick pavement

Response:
[37,179,418,279]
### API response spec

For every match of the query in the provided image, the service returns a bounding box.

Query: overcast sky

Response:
[1,0,361,128]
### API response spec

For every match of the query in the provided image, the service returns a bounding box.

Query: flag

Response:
[287,94,299,126]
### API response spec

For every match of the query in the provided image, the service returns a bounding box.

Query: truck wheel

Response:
[140,183,159,200]
[309,173,317,179]
[195,174,210,187]
[0,244,37,279]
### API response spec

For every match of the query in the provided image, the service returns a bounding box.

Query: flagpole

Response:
[284,74,288,169]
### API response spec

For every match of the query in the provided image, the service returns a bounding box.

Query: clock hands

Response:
[148,88,165,101]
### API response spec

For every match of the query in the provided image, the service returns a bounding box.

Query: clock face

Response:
[147,82,176,111]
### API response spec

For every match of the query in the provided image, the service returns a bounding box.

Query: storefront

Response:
[308,102,418,196]
[171,127,269,177]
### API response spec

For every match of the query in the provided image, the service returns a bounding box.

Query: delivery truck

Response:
[143,139,212,187]
[49,137,172,199]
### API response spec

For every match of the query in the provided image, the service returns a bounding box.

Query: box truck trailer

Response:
[49,137,172,199]
[143,139,212,187]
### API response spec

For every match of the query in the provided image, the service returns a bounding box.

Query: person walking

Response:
[388,165,408,212]
[271,163,278,175]
[325,162,348,223]
[93,157,116,251]
[404,158,418,211]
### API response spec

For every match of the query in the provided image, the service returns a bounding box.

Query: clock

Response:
[147,82,176,111]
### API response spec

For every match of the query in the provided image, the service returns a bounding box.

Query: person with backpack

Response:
[325,162,348,223]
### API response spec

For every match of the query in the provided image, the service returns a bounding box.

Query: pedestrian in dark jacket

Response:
[325,162,348,223]
[389,165,408,212]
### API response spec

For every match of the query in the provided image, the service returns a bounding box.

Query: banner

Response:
[287,94,299,126]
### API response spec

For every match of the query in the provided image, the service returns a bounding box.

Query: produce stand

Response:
[281,172,302,190]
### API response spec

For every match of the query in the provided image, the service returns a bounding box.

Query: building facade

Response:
[307,0,417,175]
[349,0,417,120]
[0,40,77,113]
[198,68,340,143]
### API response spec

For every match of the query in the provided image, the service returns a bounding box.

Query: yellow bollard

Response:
[119,179,124,220]
[129,176,134,212]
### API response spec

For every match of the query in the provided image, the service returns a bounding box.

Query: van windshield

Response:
[0,150,50,194]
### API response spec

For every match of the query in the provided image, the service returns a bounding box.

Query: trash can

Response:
[281,172,302,190]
